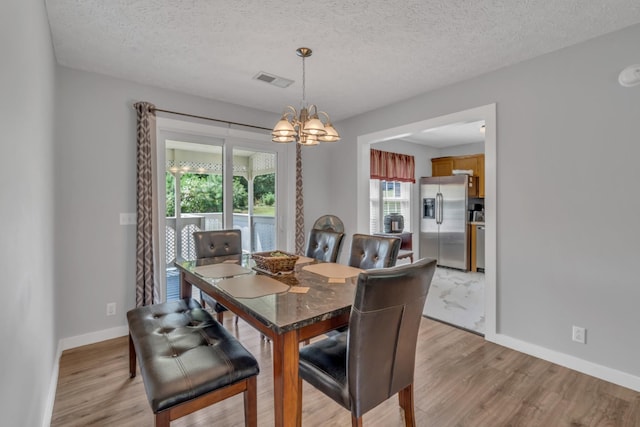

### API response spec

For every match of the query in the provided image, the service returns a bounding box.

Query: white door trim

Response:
[355,103,497,340]
[155,116,294,302]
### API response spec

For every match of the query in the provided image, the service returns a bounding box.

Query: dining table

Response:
[174,255,363,427]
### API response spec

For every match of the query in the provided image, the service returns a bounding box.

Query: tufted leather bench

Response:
[127,298,259,426]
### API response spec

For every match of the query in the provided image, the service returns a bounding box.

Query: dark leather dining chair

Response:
[305,229,345,263]
[348,233,401,269]
[298,258,437,426]
[193,229,243,324]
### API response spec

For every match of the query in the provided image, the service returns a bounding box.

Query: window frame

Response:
[369,179,412,234]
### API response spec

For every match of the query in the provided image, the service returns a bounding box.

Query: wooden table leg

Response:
[180,272,192,299]
[272,330,301,427]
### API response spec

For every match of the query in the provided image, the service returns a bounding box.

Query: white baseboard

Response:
[41,341,63,427]
[490,333,640,392]
[59,325,129,351]
[42,326,129,426]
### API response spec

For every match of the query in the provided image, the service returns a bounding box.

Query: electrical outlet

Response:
[106,302,116,316]
[572,326,586,344]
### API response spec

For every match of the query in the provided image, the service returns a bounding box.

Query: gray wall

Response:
[322,24,640,378]
[299,140,333,237]
[54,67,278,339]
[0,0,57,425]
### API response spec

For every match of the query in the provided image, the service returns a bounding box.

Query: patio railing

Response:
[165,213,275,269]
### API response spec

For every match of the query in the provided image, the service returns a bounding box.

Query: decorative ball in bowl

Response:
[251,251,299,274]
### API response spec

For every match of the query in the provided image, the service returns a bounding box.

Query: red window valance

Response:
[370,149,415,183]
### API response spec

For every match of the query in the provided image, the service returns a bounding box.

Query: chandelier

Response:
[272,47,340,145]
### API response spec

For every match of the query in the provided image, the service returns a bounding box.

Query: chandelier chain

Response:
[301,55,306,106]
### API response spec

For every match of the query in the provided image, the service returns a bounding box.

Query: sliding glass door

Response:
[165,140,224,266]
[155,123,289,302]
[232,148,277,253]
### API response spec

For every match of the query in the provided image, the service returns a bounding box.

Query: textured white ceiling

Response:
[45,0,640,123]
[401,120,486,148]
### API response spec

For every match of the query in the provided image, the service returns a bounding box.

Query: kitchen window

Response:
[369,148,415,234]
[369,180,412,234]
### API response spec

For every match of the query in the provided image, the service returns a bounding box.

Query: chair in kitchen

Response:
[193,229,243,324]
[298,257,437,426]
[348,233,401,269]
[305,228,345,263]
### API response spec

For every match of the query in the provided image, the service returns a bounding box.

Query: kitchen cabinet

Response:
[468,225,476,271]
[468,223,485,272]
[477,154,485,198]
[431,153,485,198]
[431,158,453,177]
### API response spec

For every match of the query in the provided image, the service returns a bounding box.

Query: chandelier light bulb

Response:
[300,134,319,146]
[273,135,295,143]
[319,124,340,142]
[302,115,327,136]
[272,117,296,137]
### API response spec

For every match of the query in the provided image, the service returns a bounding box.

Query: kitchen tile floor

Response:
[423,267,485,335]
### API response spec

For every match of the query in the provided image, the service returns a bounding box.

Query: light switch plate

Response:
[120,213,136,225]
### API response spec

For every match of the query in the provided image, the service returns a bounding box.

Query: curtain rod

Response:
[151,107,272,132]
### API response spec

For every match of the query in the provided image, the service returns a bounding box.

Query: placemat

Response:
[302,263,364,279]
[194,263,252,279]
[217,275,290,299]
[295,256,315,265]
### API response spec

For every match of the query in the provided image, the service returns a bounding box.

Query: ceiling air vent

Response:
[253,71,294,88]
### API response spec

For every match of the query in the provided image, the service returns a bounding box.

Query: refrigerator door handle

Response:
[434,193,438,224]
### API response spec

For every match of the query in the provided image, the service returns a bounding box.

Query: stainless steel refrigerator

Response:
[420,175,469,270]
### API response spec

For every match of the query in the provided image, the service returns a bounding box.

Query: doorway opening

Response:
[356,104,496,339]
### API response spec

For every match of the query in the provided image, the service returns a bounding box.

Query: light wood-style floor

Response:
[51,315,640,426]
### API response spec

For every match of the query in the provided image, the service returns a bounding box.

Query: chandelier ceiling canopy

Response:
[272,47,340,146]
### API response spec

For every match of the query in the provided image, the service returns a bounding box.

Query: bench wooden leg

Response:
[217,311,224,323]
[128,333,136,378]
[155,410,170,427]
[148,377,256,426]
[244,376,258,427]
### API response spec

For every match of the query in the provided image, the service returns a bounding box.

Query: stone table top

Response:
[175,258,357,335]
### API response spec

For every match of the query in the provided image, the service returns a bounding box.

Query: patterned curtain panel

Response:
[370,148,416,183]
[134,102,160,307]
[295,143,305,255]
